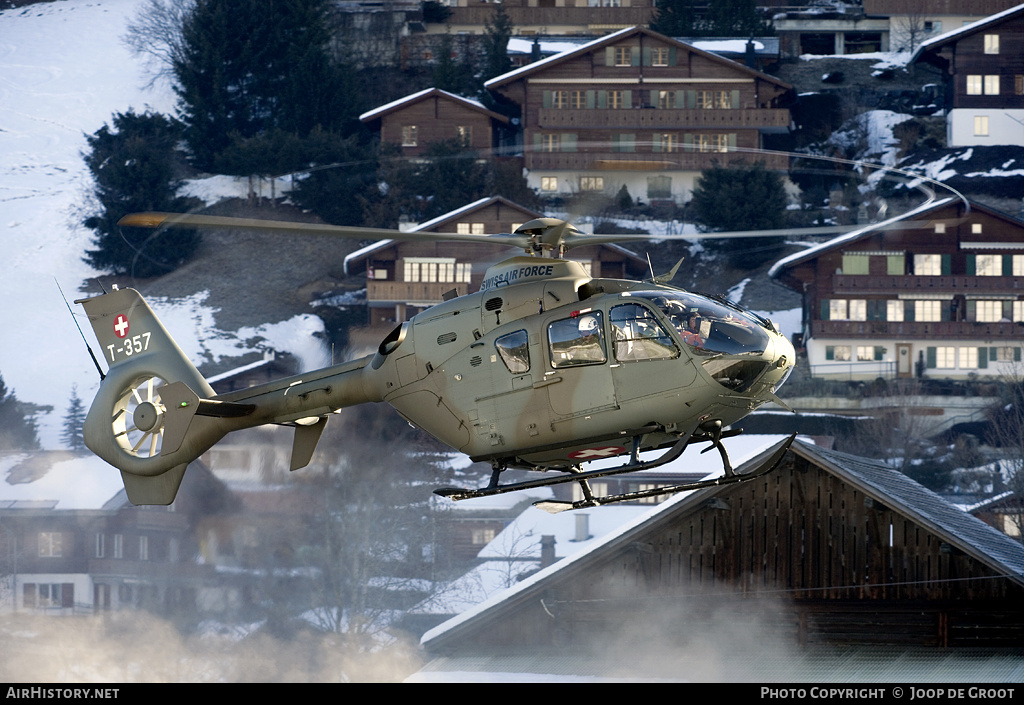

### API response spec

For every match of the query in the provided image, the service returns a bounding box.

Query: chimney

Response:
[540,535,556,568]
[575,513,591,542]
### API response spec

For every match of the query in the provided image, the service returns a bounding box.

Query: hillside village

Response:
[3,0,1024,682]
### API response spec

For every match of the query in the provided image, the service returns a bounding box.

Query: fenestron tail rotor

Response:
[112,375,168,459]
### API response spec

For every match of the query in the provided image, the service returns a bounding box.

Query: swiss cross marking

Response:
[568,446,625,460]
[114,314,129,338]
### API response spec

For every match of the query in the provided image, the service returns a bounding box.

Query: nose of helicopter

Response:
[766,328,796,393]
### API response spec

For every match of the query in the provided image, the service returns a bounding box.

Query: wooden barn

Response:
[416,438,1024,681]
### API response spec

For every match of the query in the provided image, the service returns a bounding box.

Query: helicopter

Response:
[76,212,801,513]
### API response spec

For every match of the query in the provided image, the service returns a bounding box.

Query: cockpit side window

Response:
[548,312,607,368]
[495,330,530,374]
[610,303,678,361]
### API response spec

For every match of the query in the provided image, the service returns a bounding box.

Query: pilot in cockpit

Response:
[682,311,705,347]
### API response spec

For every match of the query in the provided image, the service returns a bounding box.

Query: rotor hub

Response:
[133,401,163,432]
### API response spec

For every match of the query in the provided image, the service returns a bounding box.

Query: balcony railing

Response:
[367,280,470,303]
[812,319,1023,340]
[832,274,1024,295]
[537,108,791,130]
[525,149,789,171]
[445,6,655,27]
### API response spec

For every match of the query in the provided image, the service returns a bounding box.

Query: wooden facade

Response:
[360,88,510,158]
[483,27,794,203]
[422,439,1024,658]
[344,196,647,327]
[770,199,1024,380]
[912,4,1024,147]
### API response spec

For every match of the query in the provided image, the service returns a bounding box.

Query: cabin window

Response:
[655,133,679,153]
[915,300,942,322]
[401,125,418,147]
[984,34,999,54]
[456,222,485,235]
[548,312,606,368]
[580,176,604,191]
[647,175,672,199]
[651,47,670,67]
[610,303,678,361]
[495,330,530,374]
[913,254,945,276]
[540,176,558,192]
[613,46,632,66]
[455,125,472,145]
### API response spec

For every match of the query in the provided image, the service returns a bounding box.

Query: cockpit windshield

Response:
[631,291,771,356]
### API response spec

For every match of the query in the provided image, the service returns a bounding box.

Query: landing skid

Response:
[434,428,796,514]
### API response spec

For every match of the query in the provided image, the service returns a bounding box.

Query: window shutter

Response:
[561,133,577,152]
[728,133,737,149]
[942,254,951,275]
[543,90,552,108]
[642,47,652,66]
[820,299,830,320]
[605,47,615,66]
[905,300,915,322]
[652,135,663,153]
[631,47,640,66]
[825,346,835,360]
[874,346,884,361]
[623,90,632,109]
[1004,255,1014,275]
[1015,347,1021,362]
[669,47,677,65]
[586,90,596,109]
[683,133,693,152]
[979,347,989,369]
[686,90,697,109]
[597,91,608,109]
[966,254,976,275]
[533,133,542,151]
[731,89,740,108]
[926,347,936,368]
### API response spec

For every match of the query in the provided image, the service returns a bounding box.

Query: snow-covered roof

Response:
[767,196,954,280]
[485,26,790,91]
[358,87,508,123]
[0,452,125,510]
[912,3,1024,63]
[421,436,1024,650]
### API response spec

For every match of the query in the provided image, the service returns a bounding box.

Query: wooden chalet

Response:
[769,198,1024,380]
[911,3,1024,148]
[343,196,647,328]
[483,26,794,204]
[359,87,511,159]
[416,438,1024,680]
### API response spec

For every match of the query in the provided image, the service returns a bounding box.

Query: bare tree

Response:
[891,12,932,54]
[122,0,194,89]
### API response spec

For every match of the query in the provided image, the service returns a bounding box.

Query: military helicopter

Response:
[76,212,803,512]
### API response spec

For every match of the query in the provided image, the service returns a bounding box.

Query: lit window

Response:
[975,300,1004,322]
[975,115,990,136]
[456,222,485,235]
[455,125,472,145]
[856,346,875,361]
[959,347,978,369]
[975,254,1002,276]
[914,254,943,275]
[935,347,956,369]
[848,299,867,321]
[967,75,982,95]
[1013,255,1024,276]
[401,125,417,147]
[984,34,999,54]
[471,529,495,545]
[540,176,559,191]
[827,345,851,361]
[887,300,904,322]
[972,223,983,234]
[829,299,848,320]
[985,75,1000,95]
[580,176,604,191]
[915,300,941,322]
[694,134,729,153]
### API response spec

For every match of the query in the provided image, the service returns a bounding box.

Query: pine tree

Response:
[173,0,352,171]
[0,374,40,451]
[82,110,202,278]
[482,5,513,82]
[61,385,87,452]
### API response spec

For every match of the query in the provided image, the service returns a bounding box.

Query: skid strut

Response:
[434,428,796,513]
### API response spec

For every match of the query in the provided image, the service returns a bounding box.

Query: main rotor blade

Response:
[118,212,531,249]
